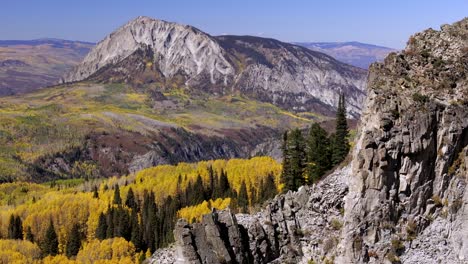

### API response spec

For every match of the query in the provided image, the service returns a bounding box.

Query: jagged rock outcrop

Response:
[151,167,350,264]
[152,18,467,264]
[62,16,367,117]
[341,18,467,263]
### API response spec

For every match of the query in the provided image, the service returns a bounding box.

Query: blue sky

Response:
[1,0,467,49]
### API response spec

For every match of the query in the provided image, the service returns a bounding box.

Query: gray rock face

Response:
[151,167,350,264]
[341,18,468,263]
[62,16,367,117]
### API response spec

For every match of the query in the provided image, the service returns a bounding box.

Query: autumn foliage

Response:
[0,156,281,263]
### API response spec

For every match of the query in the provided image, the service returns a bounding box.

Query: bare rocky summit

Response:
[62,16,367,117]
[151,18,468,264]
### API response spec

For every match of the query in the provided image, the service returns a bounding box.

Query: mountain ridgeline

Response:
[296,42,396,69]
[62,16,367,117]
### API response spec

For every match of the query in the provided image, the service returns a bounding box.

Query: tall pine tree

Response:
[281,131,293,192]
[96,212,107,240]
[42,220,59,256]
[66,223,81,257]
[8,214,23,240]
[113,185,122,205]
[288,128,306,191]
[238,181,249,213]
[332,93,349,165]
[306,123,331,183]
[125,187,137,211]
[26,226,34,242]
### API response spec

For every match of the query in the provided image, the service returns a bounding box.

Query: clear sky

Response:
[1,0,467,49]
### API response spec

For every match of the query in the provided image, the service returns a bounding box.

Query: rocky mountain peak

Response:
[62,16,367,117]
[61,16,234,86]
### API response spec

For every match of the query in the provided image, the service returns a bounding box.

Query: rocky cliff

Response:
[341,17,468,263]
[151,18,468,264]
[62,16,367,117]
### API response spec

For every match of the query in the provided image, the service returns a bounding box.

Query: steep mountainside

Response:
[296,42,396,69]
[62,16,367,117]
[153,18,468,264]
[0,39,93,96]
[0,82,313,182]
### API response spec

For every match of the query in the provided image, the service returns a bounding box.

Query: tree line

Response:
[281,94,350,192]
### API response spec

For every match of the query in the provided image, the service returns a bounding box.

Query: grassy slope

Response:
[0,82,324,181]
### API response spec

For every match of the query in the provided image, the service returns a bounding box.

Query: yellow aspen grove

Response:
[0,157,280,262]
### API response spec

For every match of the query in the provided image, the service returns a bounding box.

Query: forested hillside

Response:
[0,157,280,263]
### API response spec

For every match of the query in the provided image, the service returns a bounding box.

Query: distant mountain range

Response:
[0,39,93,95]
[0,36,392,97]
[295,41,396,69]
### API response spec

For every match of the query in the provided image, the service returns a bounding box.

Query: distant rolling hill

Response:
[295,41,396,69]
[0,39,94,96]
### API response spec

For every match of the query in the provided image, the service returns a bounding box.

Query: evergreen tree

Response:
[66,223,81,257]
[8,214,23,239]
[115,207,131,240]
[306,123,331,183]
[106,207,114,238]
[192,175,205,205]
[332,93,349,165]
[262,173,277,201]
[288,128,306,191]
[113,185,122,205]
[93,186,99,199]
[96,213,107,240]
[218,169,231,198]
[125,187,137,211]
[238,181,249,213]
[130,210,143,251]
[26,226,34,242]
[142,191,157,252]
[281,131,293,192]
[42,220,59,256]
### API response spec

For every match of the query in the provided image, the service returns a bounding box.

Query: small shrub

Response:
[353,236,363,252]
[406,220,417,239]
[451,199,463,214]
[324,257,335,264]
[420,49,431,58]
[432,195,443,207]
[323,237,338,253]
[391,239,405,252]
[330,219,343,230]
[391,109,400,119]
[387,252,401,263]
[412,93,429,103]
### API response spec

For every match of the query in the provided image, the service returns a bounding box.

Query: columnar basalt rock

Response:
[341,18,468,263]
